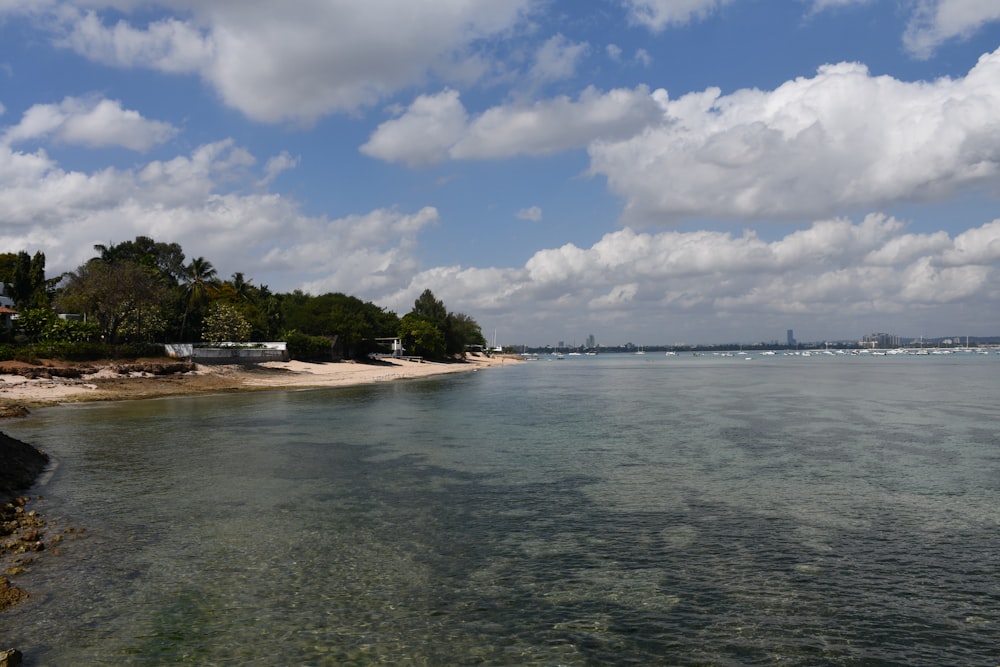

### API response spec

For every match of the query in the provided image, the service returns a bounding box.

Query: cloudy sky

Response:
[2,0,1000,346]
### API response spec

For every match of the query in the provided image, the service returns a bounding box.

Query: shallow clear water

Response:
[2,353,999,665]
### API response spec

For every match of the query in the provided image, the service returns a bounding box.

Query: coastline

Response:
[0,353,520,408]
[0,353,519,619]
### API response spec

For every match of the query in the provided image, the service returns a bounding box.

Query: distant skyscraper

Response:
[586,334,596,348]
[787,329,796,346]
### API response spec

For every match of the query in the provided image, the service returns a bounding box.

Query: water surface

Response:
[2,353,999,665]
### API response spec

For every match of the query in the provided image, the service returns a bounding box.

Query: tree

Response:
[445,312,486,355]
[56,259,169,344]
[398,312,445,359]
[412,288,447,324]
[95,236,186,285]
[278,291,399,358]
[179,257,219,341]
[202,302,252,343]
[6,251,50,309]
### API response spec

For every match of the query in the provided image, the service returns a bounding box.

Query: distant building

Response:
[786,329,796,346]
[0,285,13,310]
[861,332,899,349]
[586,333,596,348]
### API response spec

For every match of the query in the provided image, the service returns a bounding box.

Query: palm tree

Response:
[179,257,219,341]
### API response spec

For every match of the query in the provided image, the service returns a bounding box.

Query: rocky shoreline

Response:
[0,432,49,615]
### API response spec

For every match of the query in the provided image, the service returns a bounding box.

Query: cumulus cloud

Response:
[622,0,734,31]
[42,0,534,123]
[360,89,469,167]
[271,206,439,295]
[381,214,1000,342]
[362,85,663,165]
[2,126,999,342]
[57,10,215,73]
[0,138,435,298]
[589,48,1000,223]
[3,96,177,150]
[904,0,1000,59]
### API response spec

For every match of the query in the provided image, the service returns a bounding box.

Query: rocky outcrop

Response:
[0,647,23,667]
[0,433,48,501]
[0,360,196,380]
[0,433,50,617]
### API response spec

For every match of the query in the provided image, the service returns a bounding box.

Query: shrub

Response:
[285,331,332,362]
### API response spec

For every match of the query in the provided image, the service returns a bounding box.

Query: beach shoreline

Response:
[0,353,520,409]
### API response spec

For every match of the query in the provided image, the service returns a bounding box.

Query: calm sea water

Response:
[2,353,999,665]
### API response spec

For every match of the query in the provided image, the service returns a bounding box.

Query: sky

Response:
[2,0,1000,347]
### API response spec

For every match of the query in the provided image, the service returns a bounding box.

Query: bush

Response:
[0,341,167,362]
[285,331,332,362]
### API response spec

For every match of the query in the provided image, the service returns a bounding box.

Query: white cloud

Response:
[273,207,439,295]
[360,89,469,167]
[383,214,1000,342]
[0,138,435,298]
[809,0,871,10]
[259,151,299,186]
[516,206,543,222]
[362,85,663,165]
[622,0,734,31]
[606,44,623,62]
[2,127,998,342]
[904,0,1000,59]
[589,48,1000,223]
[529,34,589,84]
[58,10,215,73]
[44,0,535,123]
[3,96,177,150]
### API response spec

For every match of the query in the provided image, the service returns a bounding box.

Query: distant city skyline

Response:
[513,330,999,349]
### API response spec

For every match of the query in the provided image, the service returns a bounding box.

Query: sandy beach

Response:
[0,354,520,410]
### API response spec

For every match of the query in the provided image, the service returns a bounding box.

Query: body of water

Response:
[2,353,999,665]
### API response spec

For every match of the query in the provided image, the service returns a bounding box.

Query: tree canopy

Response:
[3,237,487,361]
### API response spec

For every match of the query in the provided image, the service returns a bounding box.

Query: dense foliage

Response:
[1,237,486,361]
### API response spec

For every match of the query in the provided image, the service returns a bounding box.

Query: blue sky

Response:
[2,0,1000,346]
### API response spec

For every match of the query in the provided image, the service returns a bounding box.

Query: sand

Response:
[0,354,521,409]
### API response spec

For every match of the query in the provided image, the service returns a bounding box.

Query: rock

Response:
[0,434,49,500]
[0,647,23,667]
[0,577,28,612]
[0,406,29,420]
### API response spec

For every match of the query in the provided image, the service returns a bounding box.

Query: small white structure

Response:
[375,337,404,358]
[164,342,289,362]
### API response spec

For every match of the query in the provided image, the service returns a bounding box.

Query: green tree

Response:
[202,302,252,343]
[412,288,447,324]
[6,251,50,309]
[279,291,398,358]
[398,312,445,359]
[445,312,486,355]
[15,308,57,343]
[56,259,167,344]
[95,236,186,285]
[179,257,219,341]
